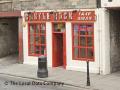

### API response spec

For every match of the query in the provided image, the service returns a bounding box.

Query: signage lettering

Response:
[24,11,96,22]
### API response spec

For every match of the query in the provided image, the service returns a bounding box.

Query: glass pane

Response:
[30,35,34,44]
[41,46,45,55]
[79,48,86,58]
[87,48,93,59]
[73,24,79,36]
[35,24,39,33]
[53,23,65,32]
[87,25,93,35]
[74,48,78,58]
[35,35,39,44]
[40,35,45,44]
[80,31,86,35]
[41,30,45,34]
[79,37,86,46]
[87,37,93,46]
[74,37,78,46]
[74,24,79,30]
[87,30,93,35]
[80,25,86,35]
[30,24,34,34]
[54,23,58,32]
[80,25,86,30]
[41,24,45,34]
[30,45,34,54]
[35,46,40,54]
[57,23,61,32]
[61,23,65,32]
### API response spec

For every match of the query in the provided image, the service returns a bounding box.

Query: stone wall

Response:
[0,0,97,11]
[0,18,18,57]
[110,10,120,73]
[0,0,12,11]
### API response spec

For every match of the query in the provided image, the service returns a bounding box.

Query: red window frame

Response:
[28,23,46,56]
[72,23,94,61]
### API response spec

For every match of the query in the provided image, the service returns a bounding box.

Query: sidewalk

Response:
[0,54,18,69]
[0,63,120,90]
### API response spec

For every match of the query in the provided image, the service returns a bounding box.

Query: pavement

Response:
[0,74,84,90]
[0,54,17,69]
[0,55,120,90]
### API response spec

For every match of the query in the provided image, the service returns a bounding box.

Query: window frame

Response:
[28,22,46,56]
[72,23,94,61]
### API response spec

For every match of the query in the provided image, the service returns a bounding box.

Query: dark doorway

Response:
[0,17,18,65]
[109,10,120,73]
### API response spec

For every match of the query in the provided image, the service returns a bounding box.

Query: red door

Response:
[53,34,63,67]
[52,23,66,68]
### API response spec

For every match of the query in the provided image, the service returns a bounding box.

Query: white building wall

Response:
[22,11,38,65]
[101,0,120,7]
[21,9,111,74]
[46,22,52,67]
[100,8,110,75]
[95,8,110,75]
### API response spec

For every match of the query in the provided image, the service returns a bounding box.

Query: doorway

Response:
[109,10,120,73]
[52,23,66,68]
[0,17,19,66]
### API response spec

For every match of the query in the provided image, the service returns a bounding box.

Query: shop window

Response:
[28,23,46,56]
[72,23,94,61]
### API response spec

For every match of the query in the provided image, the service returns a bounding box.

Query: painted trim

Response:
[0,11,21,18]
[18,17,24,63]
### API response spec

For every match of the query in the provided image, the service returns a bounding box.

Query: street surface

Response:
[0,74,89,90]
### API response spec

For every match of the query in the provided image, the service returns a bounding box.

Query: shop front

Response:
[22,9,102,74]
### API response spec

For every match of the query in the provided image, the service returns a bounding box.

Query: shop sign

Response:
[24,11,96,22]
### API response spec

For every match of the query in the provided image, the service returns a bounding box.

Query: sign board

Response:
[24,11,96,22]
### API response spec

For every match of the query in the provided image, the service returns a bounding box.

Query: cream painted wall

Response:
[22,11,38,65]
[46,22,52,67]
[101,0,120,7]
[21,9,111,74]
[99,8,110,75]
